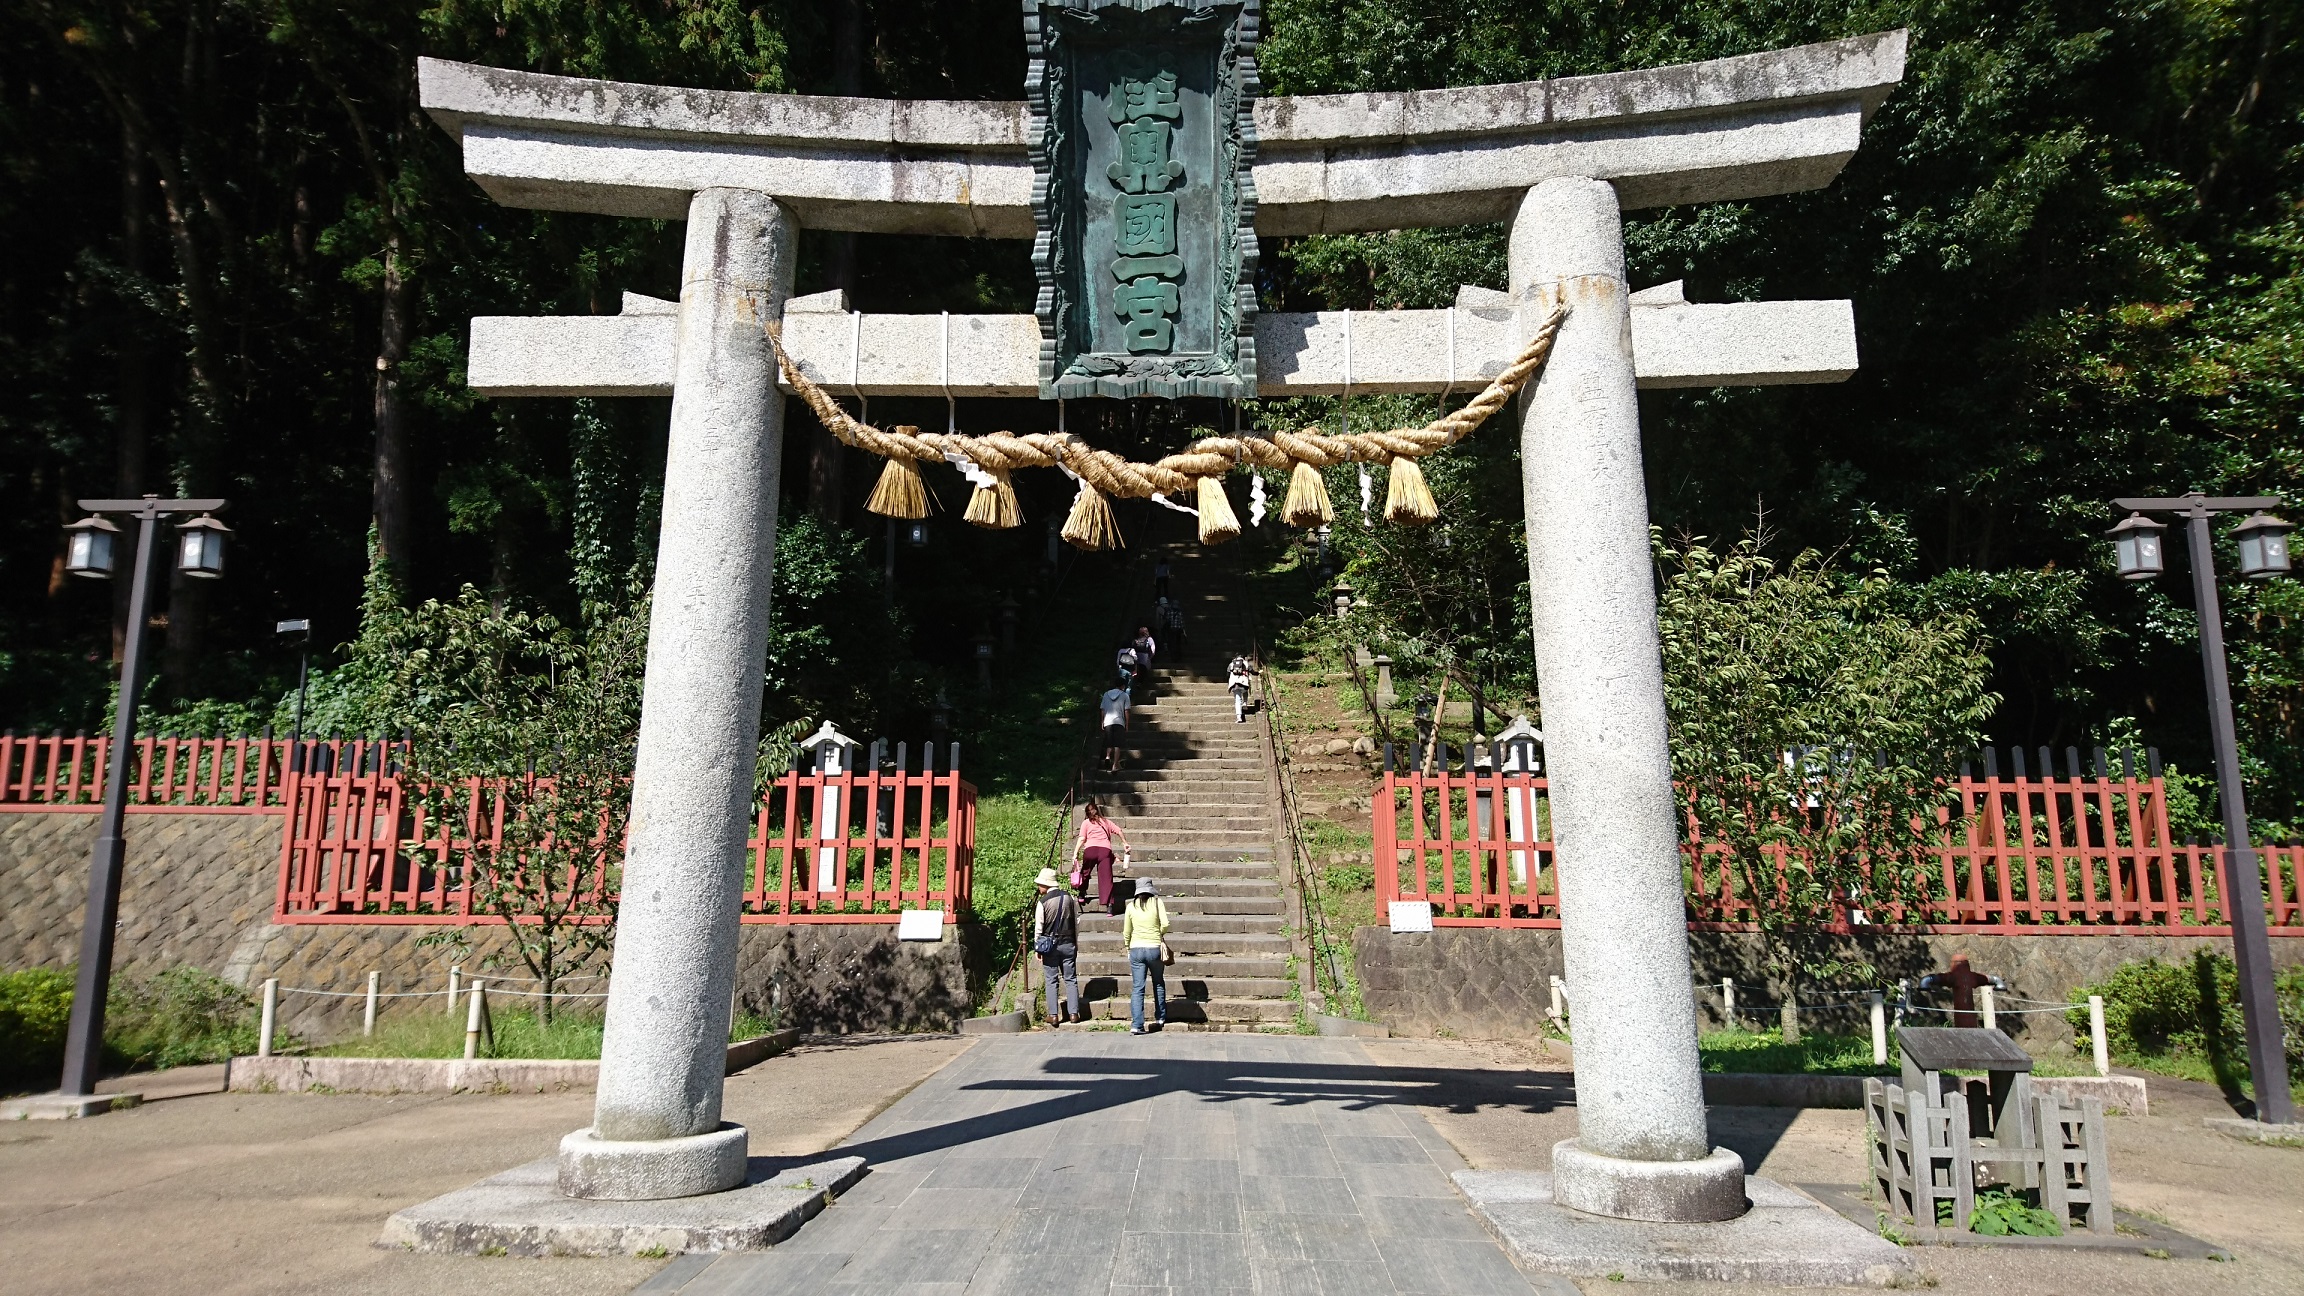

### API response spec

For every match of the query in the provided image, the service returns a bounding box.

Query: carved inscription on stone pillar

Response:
[1025,0,1258,399]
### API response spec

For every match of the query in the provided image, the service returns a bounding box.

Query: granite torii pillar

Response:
[557,187,794,1200]
[1513,177,1744,1221]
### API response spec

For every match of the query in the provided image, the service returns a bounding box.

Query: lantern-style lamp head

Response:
[2107,513,2165,581]
[1331,578,1355,620]
[798,720,859,774]
[2234,512,2294,580]
[905,520,930,549]
[176,514,231,579]
[63,516,120,579]
[1495,715,1544,775]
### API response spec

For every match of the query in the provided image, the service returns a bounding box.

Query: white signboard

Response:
[1387,901,1435,934]
[896,909,946,942]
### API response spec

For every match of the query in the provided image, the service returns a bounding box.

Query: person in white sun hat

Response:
[1031,867,1081,1026]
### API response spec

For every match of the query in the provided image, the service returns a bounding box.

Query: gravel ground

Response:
[1369,1036,2304,1295]
[0,1035,972,1296]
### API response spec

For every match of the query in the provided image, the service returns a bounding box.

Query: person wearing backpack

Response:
[1131,625,1158,699]
[1227,652,1256,723]
[1123,877,1173,1034]
[1031,867,1082,1026]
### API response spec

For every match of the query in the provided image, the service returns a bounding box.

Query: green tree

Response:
[355,585,648,1021]
[1657,529,1998,1038]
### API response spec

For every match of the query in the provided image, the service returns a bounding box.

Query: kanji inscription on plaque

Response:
[1024,0,1259,399]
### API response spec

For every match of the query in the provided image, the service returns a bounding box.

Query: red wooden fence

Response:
[1375,767,2304,935]
[0,735,974,925]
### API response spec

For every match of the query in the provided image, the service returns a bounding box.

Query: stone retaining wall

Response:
[1353,924,2304,1051]
[1,809,978,1041]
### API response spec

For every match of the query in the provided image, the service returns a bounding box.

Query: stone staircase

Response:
[1073,538,1297,1028]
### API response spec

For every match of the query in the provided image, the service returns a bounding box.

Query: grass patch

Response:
[1699,1028,1892,1076]
[1698,1026,2101,1079]
[315,1007,779,1061]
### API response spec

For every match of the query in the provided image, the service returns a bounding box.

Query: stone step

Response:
[1071,894,1283,917]
[1076,972,1294,999]
[1076,997,1298,1025]
[1101,817,1272,836]
[1088,770,1267,786]
[1122,877,1279,896]
[1095,790,1266,809]
[1129,847,1274,864]
[1078,931,1290,956]
[1125,828,1272,845]
[1093,859,1276,880]
[1077,913,1283,936]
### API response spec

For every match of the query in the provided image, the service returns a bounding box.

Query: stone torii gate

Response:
[418,29,1906,1222]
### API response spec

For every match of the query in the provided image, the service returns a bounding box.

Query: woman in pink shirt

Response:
[1071,800,1132,913]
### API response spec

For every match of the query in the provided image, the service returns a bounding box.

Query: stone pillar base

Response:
[558,1122,748,1200]
[1550,1139,1747,1222]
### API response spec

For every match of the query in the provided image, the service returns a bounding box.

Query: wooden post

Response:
[447,964,461,1015]
[257,978,279,1058]
[1870,991,1888,1066]
[364,970,380,1037]
[1721,977,1736,1026]
[2088,995,2109,1076]
[464,981,487,1060]
[1979,984,1997,1032]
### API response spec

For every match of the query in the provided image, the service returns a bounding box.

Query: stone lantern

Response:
[797,721,859,893]
[1495,715,1544,888]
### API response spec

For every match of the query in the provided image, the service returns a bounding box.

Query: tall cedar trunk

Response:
[807,0,870,525]
[113,123,150,663]
[373,238,416,575]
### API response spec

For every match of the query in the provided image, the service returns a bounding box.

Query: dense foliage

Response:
[0,965,262,1089]
[4,1,2303,837]
[2070,950,2304,1089]
[1657,530,1997,1015]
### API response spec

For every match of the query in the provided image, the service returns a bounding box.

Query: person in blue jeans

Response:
[1122,877,1171,1034]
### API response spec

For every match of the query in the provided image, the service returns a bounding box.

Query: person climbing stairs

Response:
[1072,519,1295,1028]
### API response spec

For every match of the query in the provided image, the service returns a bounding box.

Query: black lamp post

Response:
[2108,491,2294,1126]
[58,494,228,1100]
[277,619,311,771]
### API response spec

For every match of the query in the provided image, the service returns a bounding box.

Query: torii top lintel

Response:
[417,29,1905,238]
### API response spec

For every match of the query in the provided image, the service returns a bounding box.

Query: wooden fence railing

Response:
[1376,764,2304,935]
[0,734,974,925]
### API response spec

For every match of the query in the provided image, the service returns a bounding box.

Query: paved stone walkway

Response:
[643,1033,1562,1295]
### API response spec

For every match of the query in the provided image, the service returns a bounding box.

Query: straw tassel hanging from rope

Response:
[762,303,1565,549]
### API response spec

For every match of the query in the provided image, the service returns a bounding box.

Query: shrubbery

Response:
[2070,952,2304,1088]
[0,965,261,1091]
[0,968,75,1089]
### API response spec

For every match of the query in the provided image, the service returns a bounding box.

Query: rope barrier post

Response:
[1549,975,1568,1032]
[1979,984,1997,1032]
[364,970,380,1037]
[446,964,460,1015]
[2089,995,2110,1076]
[258,977,278,1058]
[1870,991,1888,1066]
[1721,977,1735,1026]
[464,981,486,1061]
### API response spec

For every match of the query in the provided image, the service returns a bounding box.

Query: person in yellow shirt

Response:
[1121,877,1171,1034]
